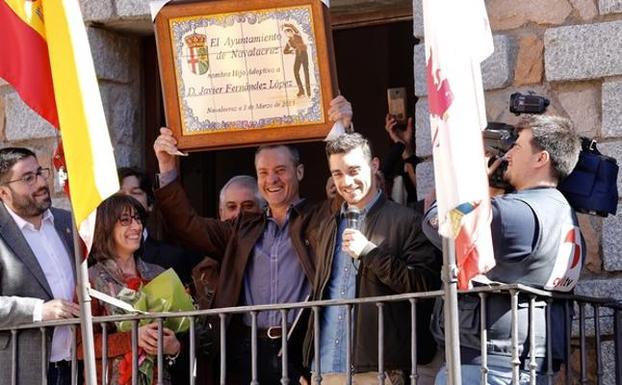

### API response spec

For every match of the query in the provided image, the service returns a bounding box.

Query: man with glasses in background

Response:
[0,147,79,385]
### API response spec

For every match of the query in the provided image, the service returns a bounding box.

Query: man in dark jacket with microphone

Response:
[302,133,442,385]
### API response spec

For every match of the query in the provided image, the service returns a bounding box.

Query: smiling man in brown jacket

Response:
[152,96,351,385]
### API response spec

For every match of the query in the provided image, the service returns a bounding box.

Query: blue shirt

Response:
[317,191,380,374]
[243,204,310,328]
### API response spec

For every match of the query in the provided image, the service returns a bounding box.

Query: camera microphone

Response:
[344,206,361,230]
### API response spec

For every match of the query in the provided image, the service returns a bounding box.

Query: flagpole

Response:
[72,219,97,385]
[442,236,462,385]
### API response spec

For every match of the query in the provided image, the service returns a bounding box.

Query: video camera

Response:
[483,92,619,217]
[484,92,549,190]
[483,122,517,190]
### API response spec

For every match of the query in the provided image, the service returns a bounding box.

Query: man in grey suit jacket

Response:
[0,147,79,385]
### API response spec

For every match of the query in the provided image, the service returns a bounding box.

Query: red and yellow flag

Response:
[0,0,119,250]
[0,0,57,127]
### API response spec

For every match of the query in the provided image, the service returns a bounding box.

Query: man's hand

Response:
[384,114,402,143]
[342,229,373,259]
[486,155,506,197]
[328,95,352,129]
[41,299,80,321]
[385,115,415,158]
[153,127,179,174]
[486,155,504,178]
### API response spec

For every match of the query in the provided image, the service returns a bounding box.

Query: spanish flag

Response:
[0,0,119,249]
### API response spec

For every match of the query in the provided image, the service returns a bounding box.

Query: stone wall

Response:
[0,26,143,209]
[413,0,622,383]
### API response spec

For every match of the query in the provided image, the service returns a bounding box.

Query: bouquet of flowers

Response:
[113,268,195,385]
[114,268,195,332]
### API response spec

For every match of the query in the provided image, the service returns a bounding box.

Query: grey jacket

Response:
[0,203,75,385]
[427,188,584,371]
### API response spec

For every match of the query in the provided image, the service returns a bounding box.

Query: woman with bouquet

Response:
[78,194,181,385]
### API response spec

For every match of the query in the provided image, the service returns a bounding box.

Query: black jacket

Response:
[303,193,442,372]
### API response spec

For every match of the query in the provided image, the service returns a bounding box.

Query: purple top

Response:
[243,203,310,328]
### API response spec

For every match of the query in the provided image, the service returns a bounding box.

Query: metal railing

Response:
[2,284,621,385]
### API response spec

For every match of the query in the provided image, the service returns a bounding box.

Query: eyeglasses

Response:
[3,168,51,186]
[117,214,143,227]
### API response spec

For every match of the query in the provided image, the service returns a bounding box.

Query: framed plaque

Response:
[154,0,338,151]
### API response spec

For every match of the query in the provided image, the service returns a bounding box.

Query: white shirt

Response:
[4,203,75,362]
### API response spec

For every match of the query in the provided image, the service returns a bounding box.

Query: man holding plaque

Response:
[152,96,352,385]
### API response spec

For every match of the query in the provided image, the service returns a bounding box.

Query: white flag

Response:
[423,0,496,289]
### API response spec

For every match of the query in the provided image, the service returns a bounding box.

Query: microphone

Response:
[344,206,361,230]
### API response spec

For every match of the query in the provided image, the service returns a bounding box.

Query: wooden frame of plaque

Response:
[154,0,338,151]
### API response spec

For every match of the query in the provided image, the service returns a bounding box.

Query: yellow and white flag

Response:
[44,0,119,249]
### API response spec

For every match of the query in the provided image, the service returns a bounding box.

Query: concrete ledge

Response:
[80,0,114,23]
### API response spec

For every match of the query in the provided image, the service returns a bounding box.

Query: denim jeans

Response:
[434,364,547,385]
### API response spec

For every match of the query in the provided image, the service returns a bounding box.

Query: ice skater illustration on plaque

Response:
[282,23,310,98]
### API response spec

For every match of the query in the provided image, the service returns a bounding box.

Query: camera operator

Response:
[423,114,586,385]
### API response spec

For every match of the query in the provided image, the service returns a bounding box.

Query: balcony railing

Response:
[2,284,621,385]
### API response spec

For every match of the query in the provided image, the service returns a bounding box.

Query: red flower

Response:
[125,276,143,291]
[118,348,149,385]
[118,352,133,385]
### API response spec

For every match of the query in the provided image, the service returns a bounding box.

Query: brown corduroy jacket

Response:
[154,178,337,315]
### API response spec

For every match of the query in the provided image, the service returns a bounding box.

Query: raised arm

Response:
[152,127,233,260]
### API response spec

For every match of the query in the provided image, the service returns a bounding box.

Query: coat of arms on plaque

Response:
[184,32,209,75]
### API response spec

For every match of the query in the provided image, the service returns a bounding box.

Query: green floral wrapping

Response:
[115,268,195,332]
